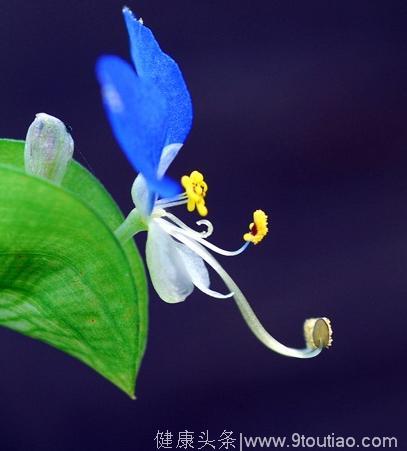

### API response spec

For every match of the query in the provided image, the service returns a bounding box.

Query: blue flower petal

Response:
[96,55,180,198]
[123,7,193,146]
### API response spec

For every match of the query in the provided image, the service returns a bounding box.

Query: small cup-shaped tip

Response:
[24,113,74,185]
[304,317,333,349]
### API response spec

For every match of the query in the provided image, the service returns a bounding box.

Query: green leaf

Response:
[0,139,148,398]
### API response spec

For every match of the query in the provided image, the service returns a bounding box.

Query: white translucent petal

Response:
[146,221,194,303]
[157,143,183,178]
[131,143,183,216]
[175,242,209,286]
[175,236,234,300]
[131,174,150,218]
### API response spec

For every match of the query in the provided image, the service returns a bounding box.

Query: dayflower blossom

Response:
[96,7,333,358]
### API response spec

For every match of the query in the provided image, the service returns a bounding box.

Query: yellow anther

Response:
[181,170,208,217]
[304,317,333,349]
[243,210,269,244]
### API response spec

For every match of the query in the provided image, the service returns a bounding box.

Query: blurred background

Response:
[0,1,405,449]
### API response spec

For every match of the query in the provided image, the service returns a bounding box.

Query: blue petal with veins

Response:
[123,7,193,145]
[96,55,179,198]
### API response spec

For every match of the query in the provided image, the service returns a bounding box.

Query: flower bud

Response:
[24,113,74,184]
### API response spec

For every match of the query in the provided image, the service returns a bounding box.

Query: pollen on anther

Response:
[181,170,208,217]
[243,210,268,244]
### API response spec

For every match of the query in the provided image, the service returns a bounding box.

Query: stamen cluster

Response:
[181,170,208,217]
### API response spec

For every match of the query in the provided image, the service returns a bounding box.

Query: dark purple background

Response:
[0,1,406,450]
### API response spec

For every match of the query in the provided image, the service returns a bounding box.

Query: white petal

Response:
[146,221,194,303]
[131,174,151,218]
[175,240,234,299]
[131,143,183,216]
[157,143,183,178]
[175,242,209,287]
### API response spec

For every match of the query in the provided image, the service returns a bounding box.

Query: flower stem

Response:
[115,208,147,244]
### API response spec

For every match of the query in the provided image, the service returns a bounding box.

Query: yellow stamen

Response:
[243,209,269,244]
[181,170,208,217]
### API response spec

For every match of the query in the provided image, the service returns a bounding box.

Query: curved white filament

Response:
[156,193,187,206]
[173,230,234,300]
[195,283,234,299]
[158,219,321,359]
[159,216,249,256]
[156,199,188,209]
[160,211,214,238]
[196,220,214,238]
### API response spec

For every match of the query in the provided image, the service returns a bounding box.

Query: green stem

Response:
[115,208,147,244]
